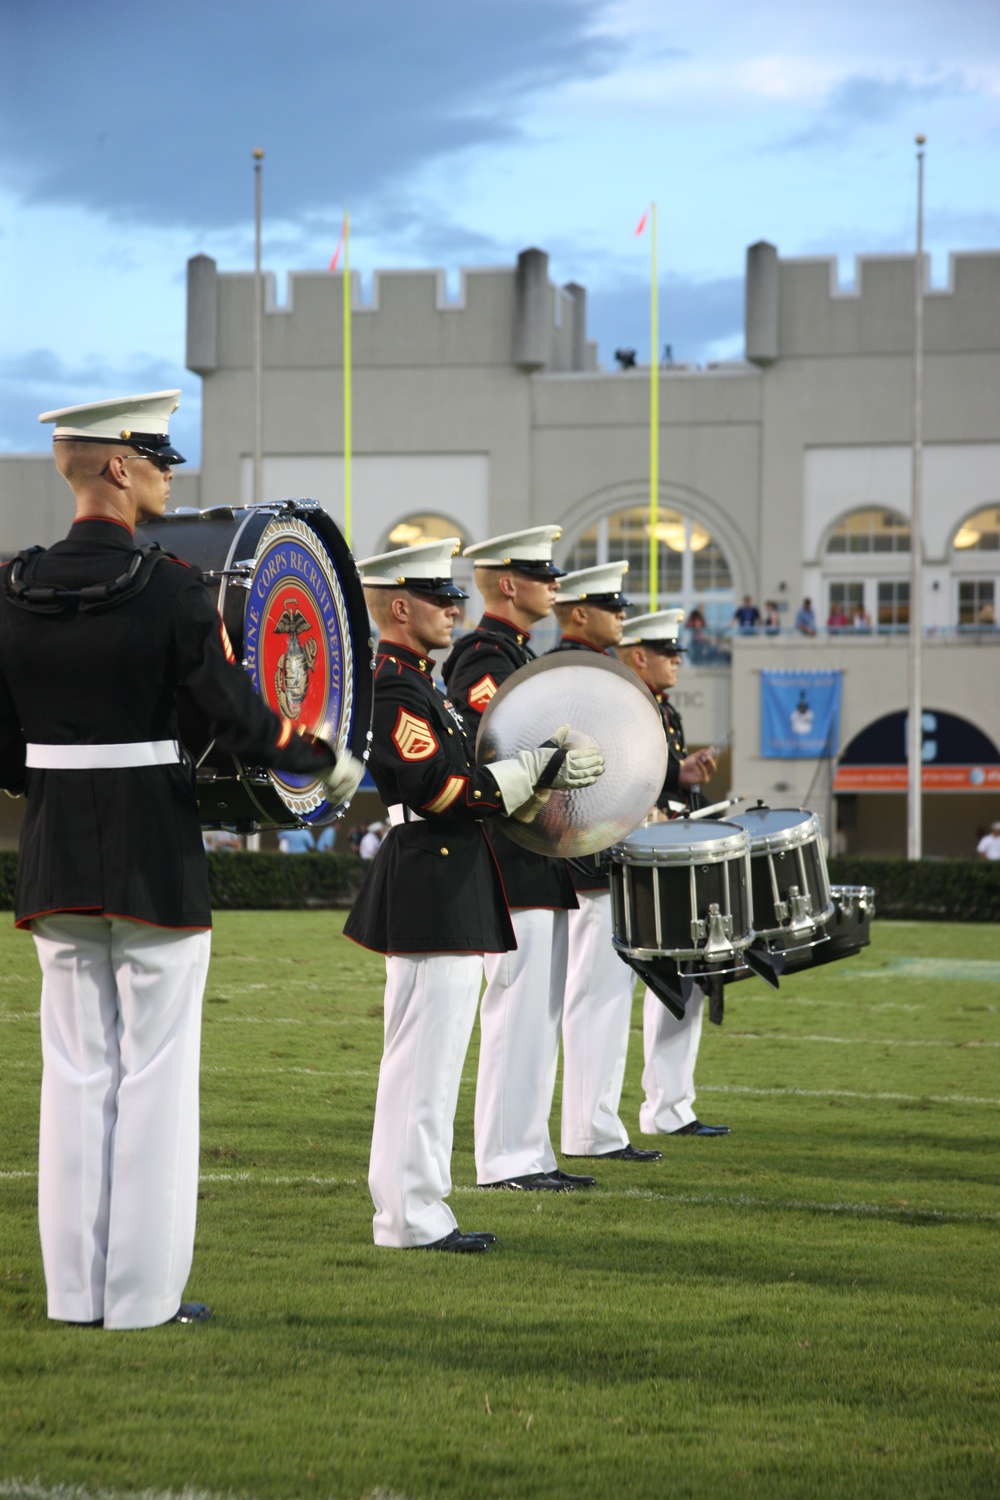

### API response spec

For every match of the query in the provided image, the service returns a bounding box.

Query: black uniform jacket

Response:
[654,694,705,815]
[343,641,516,955]
[0,518,336,930]
[547,634,611,893]
[442,615,577,912]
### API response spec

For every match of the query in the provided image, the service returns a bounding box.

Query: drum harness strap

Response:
[3,542,174,614]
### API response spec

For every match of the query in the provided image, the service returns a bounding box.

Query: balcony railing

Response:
[686,622,999,665]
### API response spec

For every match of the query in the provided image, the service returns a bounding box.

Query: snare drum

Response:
[141,500,373,830]
[608,820,754,975]
[728,806,833,950]
[730,882,875,983]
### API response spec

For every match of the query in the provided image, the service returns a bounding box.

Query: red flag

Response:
[634,208,648,236]
[329,214,347,270]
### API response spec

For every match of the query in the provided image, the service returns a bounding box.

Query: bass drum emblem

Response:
[245,515,357,822]
[273,599,318,719]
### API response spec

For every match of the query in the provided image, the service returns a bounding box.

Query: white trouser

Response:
[475,907,568,1183]
[369,952,483,1247]
[560,890,633,1155]
[640,983,706,1133]
[33,914,211,1330]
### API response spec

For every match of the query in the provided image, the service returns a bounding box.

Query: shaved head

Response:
[363,586,403,633]
[474,566,507,607]
[53,439,128,486]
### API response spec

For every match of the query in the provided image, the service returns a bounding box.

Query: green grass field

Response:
[2,914,999,1500]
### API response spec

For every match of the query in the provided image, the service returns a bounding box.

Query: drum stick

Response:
[685,795,744,822]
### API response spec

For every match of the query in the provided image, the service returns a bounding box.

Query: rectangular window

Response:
[877,581,910,630]
[958,579,996,628]
[828,582,865,616]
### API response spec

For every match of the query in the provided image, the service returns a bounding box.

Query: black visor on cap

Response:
[405,577,468,601]
[128,431,186,466]
[508,558,566,579]
[581,591,631,610]
[641,639,686,655]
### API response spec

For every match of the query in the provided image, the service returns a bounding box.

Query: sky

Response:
[1,0,998,465]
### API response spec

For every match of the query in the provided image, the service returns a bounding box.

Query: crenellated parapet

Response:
[186,248,597,376]
[745,241,1000,364]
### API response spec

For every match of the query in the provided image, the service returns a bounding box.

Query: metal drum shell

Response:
[139,500,374,831]
[729,806,834,945]
[608,819,754,970]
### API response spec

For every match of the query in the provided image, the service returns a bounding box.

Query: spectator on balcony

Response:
[732,596,761,634]
[851,603,872,632]
[827,603,850,633]
[762,600,780,634]
[794,598,817,637]
[685,603,706,633]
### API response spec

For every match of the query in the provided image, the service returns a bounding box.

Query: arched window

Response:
[952,506,1000,553]
[952,506,1000,629]
[563,505,733,628]
[380,511,474,599]
[384,512,470,549]
[825,508,910,554]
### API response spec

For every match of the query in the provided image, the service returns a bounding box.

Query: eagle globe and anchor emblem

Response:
[273,597,318,719]
[244,513,357,821]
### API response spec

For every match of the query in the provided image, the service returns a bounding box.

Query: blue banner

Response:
[760,670,842,759]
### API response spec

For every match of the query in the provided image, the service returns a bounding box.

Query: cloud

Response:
[775,70,981,149]
[0,350,200,461]
[0,0,619,231]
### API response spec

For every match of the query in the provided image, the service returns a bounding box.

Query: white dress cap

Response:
[463,525,564,575]
[555,560,631,606]
[38,389,185,464]
[620,608,686,649]
[357,537,468,599]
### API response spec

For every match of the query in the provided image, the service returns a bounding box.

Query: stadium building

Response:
[2,242,998,856]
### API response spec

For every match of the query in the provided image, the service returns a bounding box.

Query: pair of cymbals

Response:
[476,654,667,857]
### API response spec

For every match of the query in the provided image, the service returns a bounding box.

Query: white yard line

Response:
[726,1032,1000,1047]
[2,1168,995,1224]
[699,1082,1000,1106]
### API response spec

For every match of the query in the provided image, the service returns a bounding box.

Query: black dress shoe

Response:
[550,1168,597,1187]
[171,1302,212,1322]
[670,1120,730,1137]
[593,1143,663,1162]
[479,1172,574,1192]
[418,1229,495,1252]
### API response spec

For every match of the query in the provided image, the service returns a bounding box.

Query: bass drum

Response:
[141,500,374,830]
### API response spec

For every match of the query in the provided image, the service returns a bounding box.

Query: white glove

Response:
[485,725,605,817]
[321,750,366,807]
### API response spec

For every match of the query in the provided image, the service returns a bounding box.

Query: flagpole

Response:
[342,210,353,548]
[649,200,659,611]
[252,147,264,507]
[907,138,926,860]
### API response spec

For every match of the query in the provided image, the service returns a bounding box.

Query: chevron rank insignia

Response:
[392,708,439,762]
[468,674,498,713]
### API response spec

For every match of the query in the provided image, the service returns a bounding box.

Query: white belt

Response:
[26,740,182,770]
[388,804,424,826]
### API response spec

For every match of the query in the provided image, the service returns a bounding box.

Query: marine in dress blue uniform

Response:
[548,564,662,1164]
[442,528,592,1193]
[616,609,729,1139]
[0,391,363,1329]
[344,540,604,1250]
